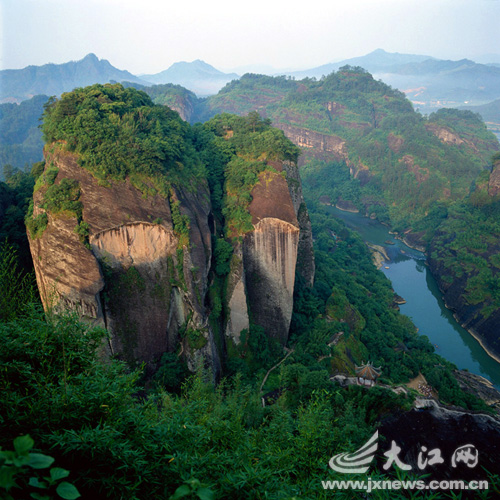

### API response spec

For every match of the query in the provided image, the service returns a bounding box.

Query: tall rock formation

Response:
[26,84,315,374]
[28,146,219,373]
[225,164,314,346]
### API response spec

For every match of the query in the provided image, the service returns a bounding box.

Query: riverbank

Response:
[366,242,389,269]
[428,248,500,366]
[326,205,500,390]
[454,314,500,365]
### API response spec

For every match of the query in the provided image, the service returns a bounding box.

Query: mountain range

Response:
[0,53,147,103]
[285,48,435,79]
[3,49,500,111]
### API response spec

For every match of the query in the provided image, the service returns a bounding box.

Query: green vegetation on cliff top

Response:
[203,111,300,237]
[41,83,205,191]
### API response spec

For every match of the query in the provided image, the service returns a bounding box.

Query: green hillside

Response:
[195,68,500,359]
[0,95,47,176]
[201,69,499,229]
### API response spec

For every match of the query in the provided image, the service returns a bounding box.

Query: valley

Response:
[329,206,500,390]
[2,53,500,499]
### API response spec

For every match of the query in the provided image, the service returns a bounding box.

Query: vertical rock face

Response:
[28,147,219,372]
[29,209,105,319]
[488,158,500,196]
[225,166,314,345]
[225,242,249,344]
[276,124,349,161]
[28,137,314,371]
[273,160,315,286]
[243,217,299,344]
[90,222,178,363]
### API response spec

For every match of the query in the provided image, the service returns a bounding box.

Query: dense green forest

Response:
[0,95,47,178]
[200,69,499,229]
[1,219,492,499]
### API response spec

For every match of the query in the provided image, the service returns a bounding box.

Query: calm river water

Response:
[328,206,500,390]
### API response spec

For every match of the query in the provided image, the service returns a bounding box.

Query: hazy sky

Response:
[1,0,499,74]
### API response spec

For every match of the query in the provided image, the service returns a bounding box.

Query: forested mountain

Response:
[144,83,201,121]
[119,67,500,363]
[285,50,500,111]
[197,70,498,225]
[461,98,500,132]
[5,49,500,112]
[0,95,47,176]
[0,53,147,103]
[379,58,500,109]
[2,81,500,499]
[178,68,500,363]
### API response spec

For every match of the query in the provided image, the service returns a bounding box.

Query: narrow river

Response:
[327,206,500,390]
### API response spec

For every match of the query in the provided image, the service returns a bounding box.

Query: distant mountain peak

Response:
[0,54,148,103]
[141,60,239,96]
[82,53,99,61]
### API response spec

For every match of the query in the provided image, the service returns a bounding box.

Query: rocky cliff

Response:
[27,85,315,374]
[276,123,349,165]
[225,164,314,346]
[428,233,500,363]
[28,146,219,373]
[488,154,500,196]
[427,221,500,360]
[426,157,500,363]
[378,404,500,483]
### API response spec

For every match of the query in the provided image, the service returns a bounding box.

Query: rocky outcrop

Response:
[426,123,465,146]
[399,155,430,185]
[168,97,195,123]
[244,217,299,344]
[387,133,404,153]
[225,165,314,346]
[488,158,500,196]
[29,208,104,319]
[428,232,500,362]
[275,123,349,164]
[336,198,359,213]
[269,160,315,286]
[378,405,500,483]
[454,369,500,411]
[28,146,219,373]
[29,143,315,373]
[225,243,249,344]
[400,229,427,253]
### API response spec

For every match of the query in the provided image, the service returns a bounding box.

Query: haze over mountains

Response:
[2,49,500,107]
[2,49,500,130]
[140,59,238,97]
[0,54,148,103]
[285,48,435,79]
